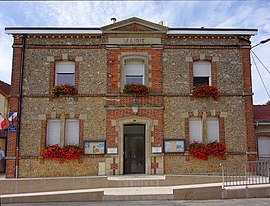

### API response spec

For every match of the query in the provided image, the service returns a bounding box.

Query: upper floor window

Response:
[55,61,75,86]
[125,61,144,85]
[193,61,211,86]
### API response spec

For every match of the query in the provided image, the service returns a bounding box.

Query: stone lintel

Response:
[200,53,205,60]
[220,112,228,118]
[51,112,57,119]
[38,114,46,120]
[79,114,87,120]
[181,112,189,118]
[62,53,68,60]
[46,56,54,62]
[212,56,220,62]
[185,56,193,62]
[75,56,83,62]
[69,112,75,119]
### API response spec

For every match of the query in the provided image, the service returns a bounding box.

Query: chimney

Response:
[111,17,117,23]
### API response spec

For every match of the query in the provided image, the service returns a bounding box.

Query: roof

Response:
[5,17,258,36]
[254,105,270,122]
[0,80,11,97]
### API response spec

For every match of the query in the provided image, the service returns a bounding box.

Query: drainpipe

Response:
[15,34,26,178]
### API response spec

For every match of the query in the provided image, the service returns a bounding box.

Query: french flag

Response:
[9,112,17,122]
[0,114,7,130]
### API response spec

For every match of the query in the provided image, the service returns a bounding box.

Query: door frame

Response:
[123,124,145,174]
[114,116,154,175]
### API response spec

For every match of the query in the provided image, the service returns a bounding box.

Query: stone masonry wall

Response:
[23,48,107,96]
[163,48,243,94]
[19,97,106,156]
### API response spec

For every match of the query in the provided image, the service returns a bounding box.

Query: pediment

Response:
[101,17,168,33]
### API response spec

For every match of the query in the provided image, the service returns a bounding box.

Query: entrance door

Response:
[124,124,145,174]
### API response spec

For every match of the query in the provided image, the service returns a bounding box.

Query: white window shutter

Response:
[189,118,202,143]
[207,117,219,143]
[47,120,61,145]
[193,61,211,77]
[65,119,79,145]
[56,61,75,73]
[126,62,144,75]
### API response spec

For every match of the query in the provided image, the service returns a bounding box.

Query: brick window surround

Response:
[184,111,225,147]
[48,54,81,92]
[119,52,150,90]
[187,55,219,92]
[40,113,84,149]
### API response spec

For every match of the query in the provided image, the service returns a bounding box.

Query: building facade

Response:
[5,17,257,178]
[254,105,270,160]
[0,80,10,172]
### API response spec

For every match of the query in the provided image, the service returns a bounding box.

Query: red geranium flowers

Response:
[123,84,149,96]
[39,144,83,160]
[50,84,78,98]
[188,141,226,160]
[192,83,219,100]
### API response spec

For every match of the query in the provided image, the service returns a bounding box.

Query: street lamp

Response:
[251,37,270,49]
[131,99,139,114]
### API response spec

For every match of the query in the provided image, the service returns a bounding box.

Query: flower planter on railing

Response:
[50,84,78,98]
[39,144,83,161]
[123,84,149,96]
[188,141,226,160]
[192,83,219,100]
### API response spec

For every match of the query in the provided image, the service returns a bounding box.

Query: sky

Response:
[0,0,269,104]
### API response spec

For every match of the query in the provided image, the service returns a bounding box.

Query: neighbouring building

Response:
[5,17,257,178]
[254,105,270,160]
[0,80,10,172]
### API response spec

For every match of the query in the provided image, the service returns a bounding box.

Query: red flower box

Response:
[39,144,83,161]
[50,84,78,98]
[123,84,149,96]
[188,141,226,160]
[192,83,219,100]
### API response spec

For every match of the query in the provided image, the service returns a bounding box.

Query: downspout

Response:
[15,34,26,178]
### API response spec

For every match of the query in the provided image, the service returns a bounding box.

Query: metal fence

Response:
[221,160,270,189]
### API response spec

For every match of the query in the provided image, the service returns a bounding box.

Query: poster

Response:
[164,139,185,153]
[84,140,105,155]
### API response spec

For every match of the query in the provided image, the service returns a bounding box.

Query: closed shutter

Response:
[47,119,61,145]
[125,61,144,84]
[65,119,79,145]
[193,61,211,85]
[189,118,202,143]
[207,117,219,143]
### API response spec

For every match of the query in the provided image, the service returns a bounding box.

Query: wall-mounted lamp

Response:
[131,99,139,114]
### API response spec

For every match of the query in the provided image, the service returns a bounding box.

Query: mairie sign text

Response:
[108,37,161,45]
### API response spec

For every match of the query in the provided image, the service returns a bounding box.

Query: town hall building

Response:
[5,17,257,178]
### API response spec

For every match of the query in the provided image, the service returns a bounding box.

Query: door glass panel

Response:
[124,125,145,174]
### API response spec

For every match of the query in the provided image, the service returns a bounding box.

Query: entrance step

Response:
[103,186,174,201]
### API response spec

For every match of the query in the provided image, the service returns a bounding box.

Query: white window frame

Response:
[189,117,202,143]
[46,119,61,145]
[193,61,211,85]
[55,61,75,86]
